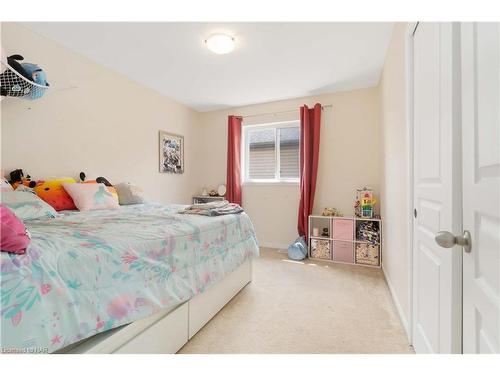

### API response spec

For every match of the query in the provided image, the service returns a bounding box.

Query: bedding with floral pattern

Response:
[0,203,259,352]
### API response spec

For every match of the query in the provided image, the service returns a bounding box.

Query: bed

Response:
[0,203,259,353]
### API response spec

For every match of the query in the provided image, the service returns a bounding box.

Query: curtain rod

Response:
[241,104,332,119]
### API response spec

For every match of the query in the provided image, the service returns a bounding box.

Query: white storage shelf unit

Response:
[308,215,382,267]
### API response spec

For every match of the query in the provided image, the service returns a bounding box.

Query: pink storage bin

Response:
[333,219,354,240]
[333,241,354,263]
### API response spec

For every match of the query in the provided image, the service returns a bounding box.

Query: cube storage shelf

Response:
[308,215,382,268]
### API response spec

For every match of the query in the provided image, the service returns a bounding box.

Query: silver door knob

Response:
[435,230,472,253]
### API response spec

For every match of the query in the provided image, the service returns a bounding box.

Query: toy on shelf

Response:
[355,187,376,218]
[322,207,343,217]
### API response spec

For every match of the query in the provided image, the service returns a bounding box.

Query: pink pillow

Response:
[62,183,119,211]
[1,204,30,254]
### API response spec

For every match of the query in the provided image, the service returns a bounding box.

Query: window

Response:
[242,121,300,183]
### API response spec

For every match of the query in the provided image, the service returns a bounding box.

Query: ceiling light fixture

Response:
[205,33,235,55]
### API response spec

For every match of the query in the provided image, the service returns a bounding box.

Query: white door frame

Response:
[406,22,464,352]
[405,21,419,346]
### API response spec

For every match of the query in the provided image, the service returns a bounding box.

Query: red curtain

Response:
[297,104,322,237]
[226,115,243,206]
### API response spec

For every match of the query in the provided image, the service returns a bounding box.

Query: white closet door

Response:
[412,22,463,354]
[461,22,500,354]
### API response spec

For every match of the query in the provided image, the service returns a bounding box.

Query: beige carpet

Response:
[179,248,414,354]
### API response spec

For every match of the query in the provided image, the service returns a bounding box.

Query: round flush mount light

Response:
[205,33,235,55]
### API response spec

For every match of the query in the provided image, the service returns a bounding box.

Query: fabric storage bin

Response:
[355,243,380,266]
[333,241,354,263]
[333,219,354,240]
[355,220,380,244]
[310,239,332,260]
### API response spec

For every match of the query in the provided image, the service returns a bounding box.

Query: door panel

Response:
[461,22,500,354]
[412,22,463,354]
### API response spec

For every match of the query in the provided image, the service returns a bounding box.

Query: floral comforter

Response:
[0,203,259,353]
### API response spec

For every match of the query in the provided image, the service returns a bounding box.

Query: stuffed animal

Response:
[79,171,113,186]
[322,207,343,217]
[288,236,308,261]
[9,169,36,190]
[0,55,49,99]
[21,62,49,99]
[6,55,31,80]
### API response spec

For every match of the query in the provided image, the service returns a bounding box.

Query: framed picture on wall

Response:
[159,131,184,174]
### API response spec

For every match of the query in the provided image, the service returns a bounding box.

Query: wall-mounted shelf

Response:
[308,215,382,268]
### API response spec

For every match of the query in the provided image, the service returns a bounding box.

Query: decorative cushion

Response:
[114,182,146,205]
[33,178,77,211]
[83,180,119,200]
[0,204,30,254]
[0,191,57,221]
[62,183,119,211]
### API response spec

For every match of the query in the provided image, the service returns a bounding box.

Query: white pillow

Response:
[1,191,57,221]
[114,182,146,205]
[1,176,13,192]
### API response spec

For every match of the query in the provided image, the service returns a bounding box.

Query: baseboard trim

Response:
[259,242,289,250]
[382,265,411,342]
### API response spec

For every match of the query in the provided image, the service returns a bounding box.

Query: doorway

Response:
[410,22,500,354]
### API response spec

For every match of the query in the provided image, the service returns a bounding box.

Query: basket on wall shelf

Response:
[0,63,49,100]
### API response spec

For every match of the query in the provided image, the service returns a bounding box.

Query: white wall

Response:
[378,22,411,338]
[1,23,200,204]
[197,88,382,248]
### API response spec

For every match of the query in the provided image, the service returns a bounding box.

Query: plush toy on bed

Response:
[79,171,113,186]
[8,169,36,190]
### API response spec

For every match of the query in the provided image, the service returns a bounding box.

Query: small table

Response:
[192,195,226,204]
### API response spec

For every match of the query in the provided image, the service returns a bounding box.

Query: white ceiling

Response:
[23,22,393,112]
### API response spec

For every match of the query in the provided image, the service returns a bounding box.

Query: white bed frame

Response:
[61,259,252,354]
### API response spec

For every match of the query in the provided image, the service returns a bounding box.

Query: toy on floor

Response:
[288,236,308,260]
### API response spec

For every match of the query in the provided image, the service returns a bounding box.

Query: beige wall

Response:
[197,88,382,248]
[1,23,200,204]
[1,22,385,258]
[378,22,410,337]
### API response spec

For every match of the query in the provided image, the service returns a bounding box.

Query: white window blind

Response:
[279,126,300,179]
[243,121,300,183]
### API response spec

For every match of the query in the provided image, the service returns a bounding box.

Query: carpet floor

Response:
[179,248,414,354]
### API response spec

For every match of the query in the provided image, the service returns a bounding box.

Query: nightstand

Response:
[192,195,226,204]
